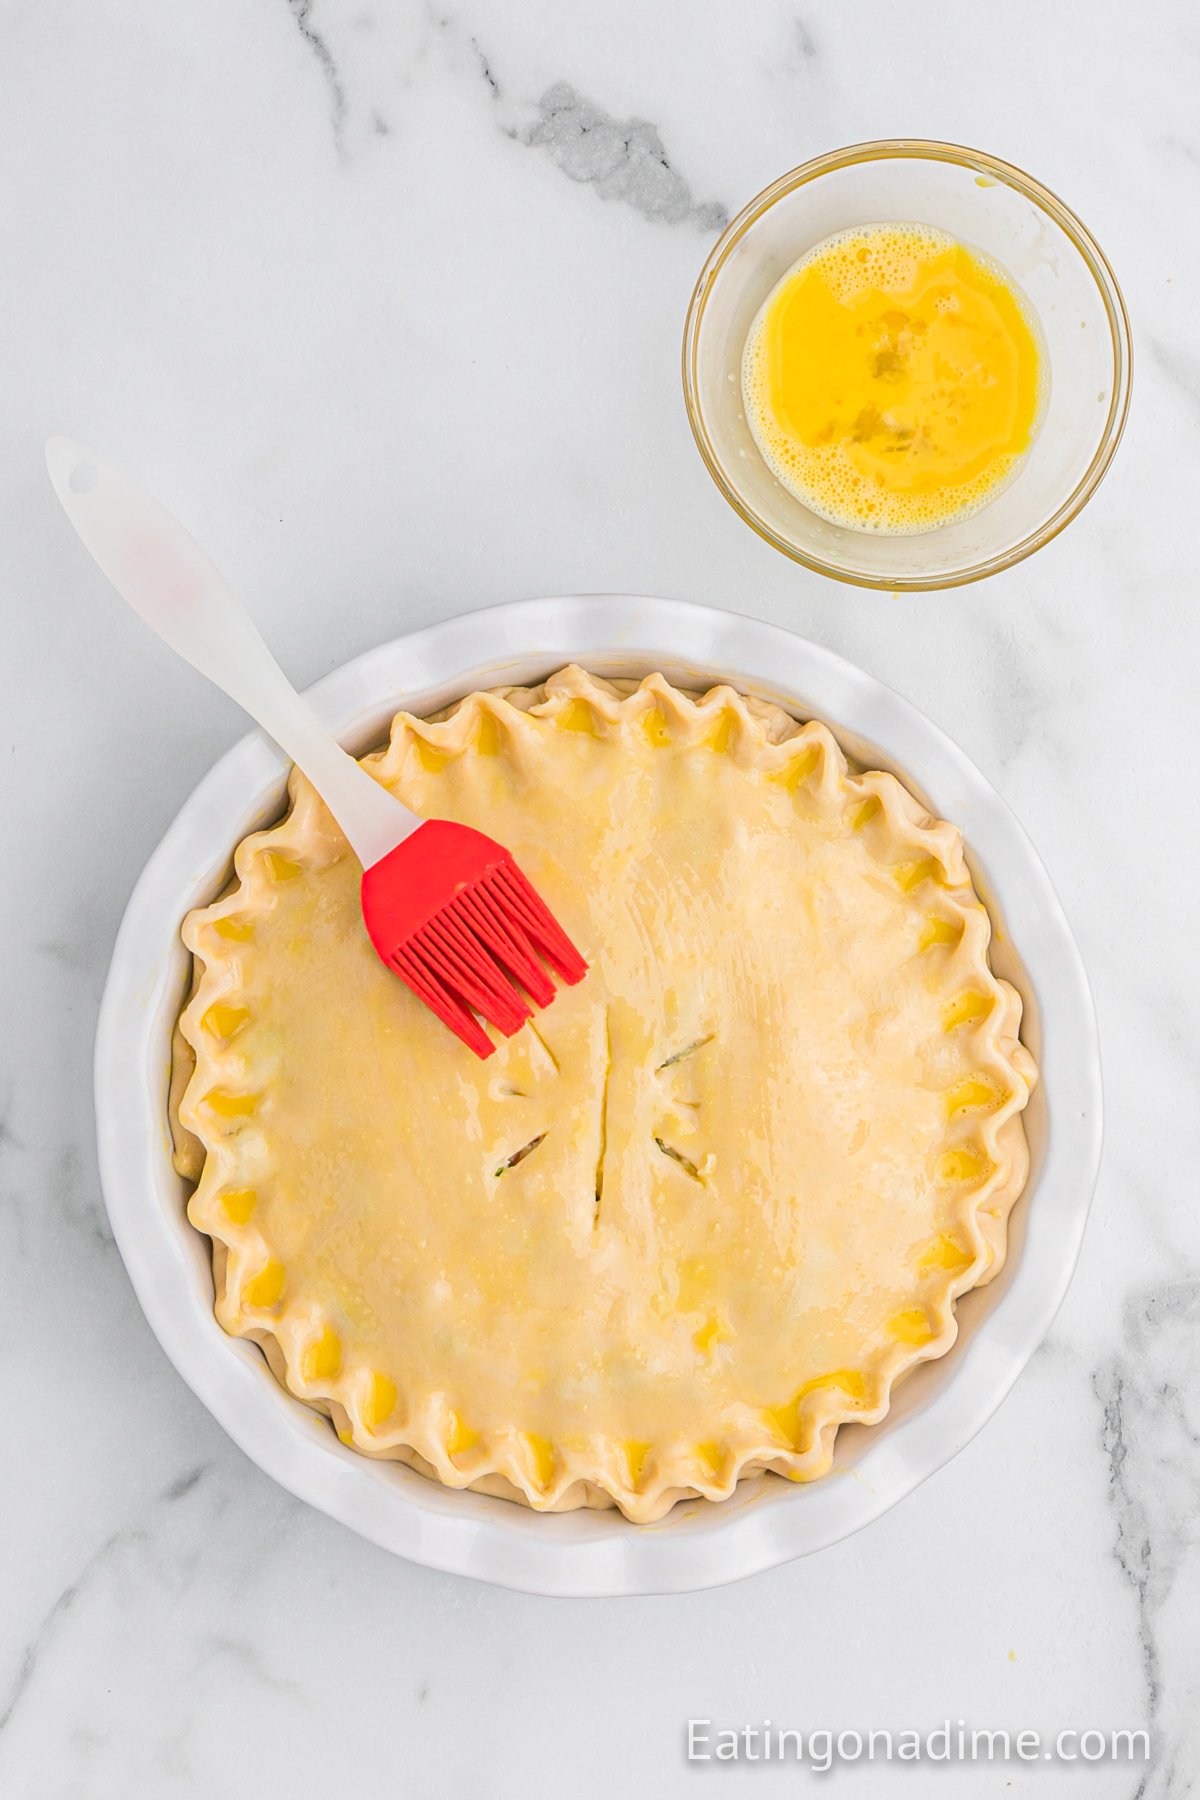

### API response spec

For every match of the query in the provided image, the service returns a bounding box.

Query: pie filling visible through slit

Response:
[170,667,1037,1523]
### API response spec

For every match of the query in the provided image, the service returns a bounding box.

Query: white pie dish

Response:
[94,594,1101,1596]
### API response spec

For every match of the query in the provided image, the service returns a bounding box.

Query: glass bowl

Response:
[683,140,1132,590]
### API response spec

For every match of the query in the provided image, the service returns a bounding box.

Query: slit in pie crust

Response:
[170,667,1036,1523]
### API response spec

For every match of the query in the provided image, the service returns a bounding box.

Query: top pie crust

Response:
[171,667,1036,1523]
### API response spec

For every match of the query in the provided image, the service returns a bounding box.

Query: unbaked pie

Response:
[171,667,1036,1522]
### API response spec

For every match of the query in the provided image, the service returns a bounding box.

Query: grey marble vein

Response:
[164,1467,206,1504]
[0,1093,22,1154]
[0,1468,208,1740]
[514,83,727,230]
[53,1139,114,1252]
[0,1557,93,1736]
[192,1635,310,1705]
[1148,338,1200,421]
[286,0,348,154]
[1162,133,1200,171]
[794,16,819,61]
[36,934,108,974]
[467,32,501,100]
[3,1536,131,1736]
[1094,1281,1200,1798]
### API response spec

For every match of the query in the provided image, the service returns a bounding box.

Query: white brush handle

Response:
[44,437,420,869]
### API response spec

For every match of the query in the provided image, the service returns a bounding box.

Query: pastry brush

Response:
[45,438,587,1057]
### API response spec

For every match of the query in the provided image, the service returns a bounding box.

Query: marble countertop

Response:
[3,1,1198,1794]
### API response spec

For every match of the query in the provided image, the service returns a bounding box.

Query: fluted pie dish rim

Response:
[94,595,1101,1594]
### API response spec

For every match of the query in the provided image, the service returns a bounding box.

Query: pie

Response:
[171,666,1036,1522]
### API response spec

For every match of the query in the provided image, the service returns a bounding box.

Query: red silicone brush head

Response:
[359,819,588,1057]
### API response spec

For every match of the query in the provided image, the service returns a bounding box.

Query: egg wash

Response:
[743,223,1045,535]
